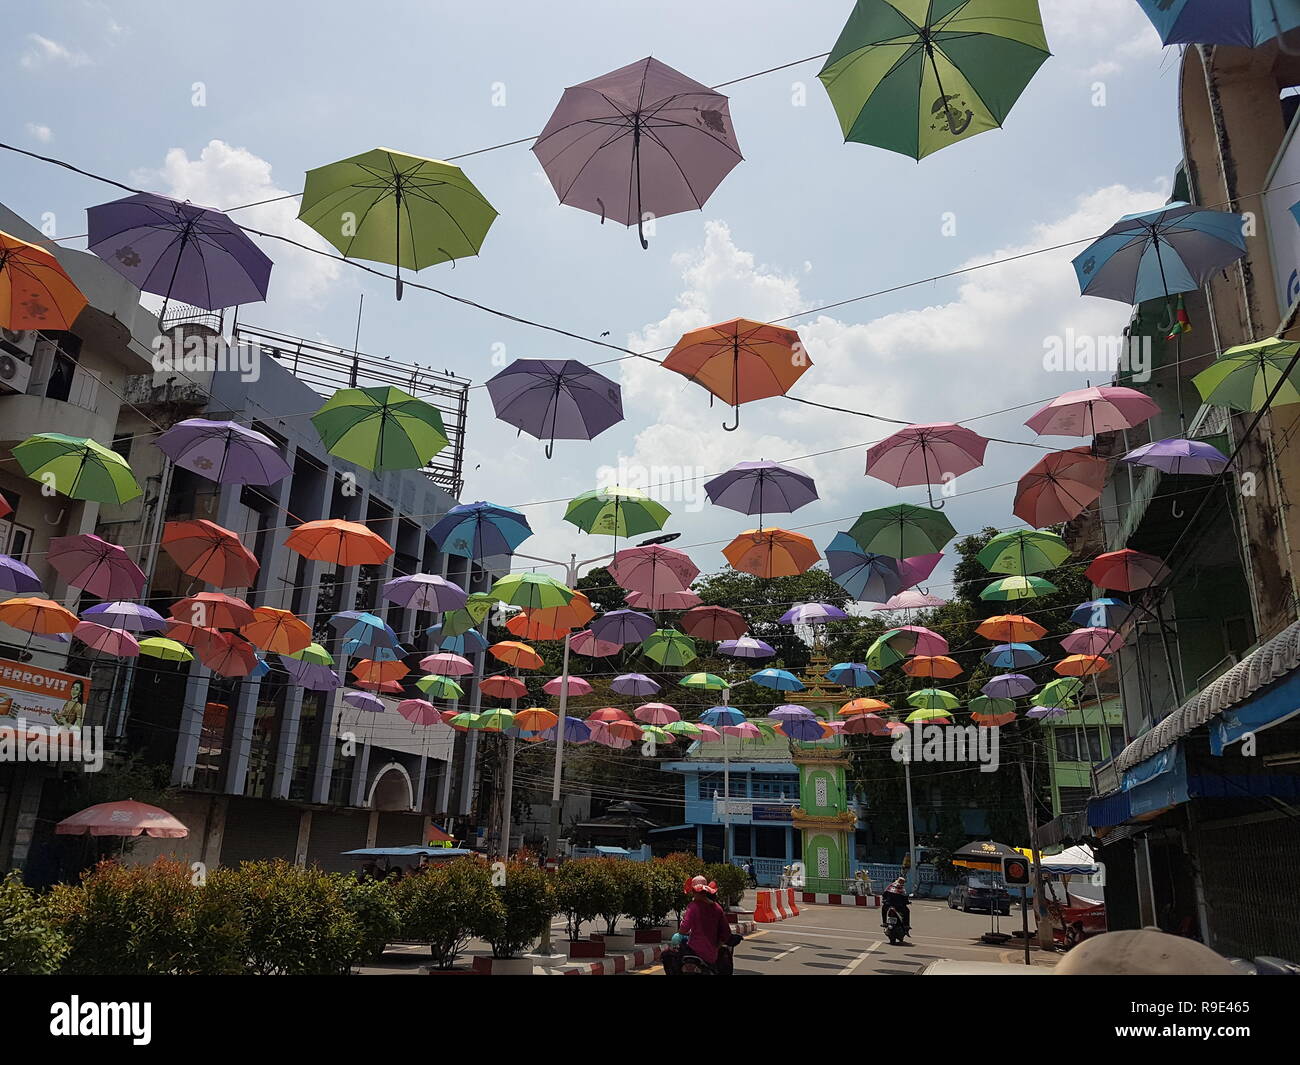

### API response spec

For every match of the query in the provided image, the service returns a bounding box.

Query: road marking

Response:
[765,944,802,962]
[838,942,881,974]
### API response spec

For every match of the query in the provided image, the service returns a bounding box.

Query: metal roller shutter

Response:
[376,811,424,848]
[305,810,370,872]
[219,798,301,867]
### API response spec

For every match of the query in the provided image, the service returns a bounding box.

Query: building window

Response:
[0,520,33,561]
[111,433,133,461]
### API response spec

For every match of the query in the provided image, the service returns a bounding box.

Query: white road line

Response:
[838,942,882,974]
[766,944,803,962]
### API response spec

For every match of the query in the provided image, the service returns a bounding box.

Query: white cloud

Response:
[1042,0,1164,73]
[19,34,90,69]
[25,123,52,143]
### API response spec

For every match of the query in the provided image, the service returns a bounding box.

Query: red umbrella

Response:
[1014,447,1108,528]
[162,519,259,588]
[162,619,223,654]
[199,632,258,677]
[55,800,188,838]
[480,675,527,700]
[170,592,254,629]
[48,534,146,600]
[1085,549,1171,592]
[680,605,746,642]
[356,679,404,694]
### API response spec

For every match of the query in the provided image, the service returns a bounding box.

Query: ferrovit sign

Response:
[0,661,91,729]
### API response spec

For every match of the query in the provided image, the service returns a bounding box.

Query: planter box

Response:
[567,939,605,960]
[634,928,663,944]
[596,933,637,951]
[471,956,538,975]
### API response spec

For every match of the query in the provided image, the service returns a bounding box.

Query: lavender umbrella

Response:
[981,673,1037,699]
[280,655,342,692]
[343,690,386,713]
[769,703,815,720]
[780,602,848,626]
[382,574,468,613]
[591,608,656,645]
[87,192,273,313]
[611,672,660,696]
[705,460,818,526]
[718,636,775,659]
[0,554,43,595]
[532,56,743,248]
[1026,706,1069,720]
[155,419,293,486]
[486,359,623,458]
[1121,438,1229,477]
[81,601,166,632]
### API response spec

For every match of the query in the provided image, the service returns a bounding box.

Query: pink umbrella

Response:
[722,720,761,739]
[570,629,621,657]
[695,723,722,742]
[1061,627,1125,655]
[609,544,699,595]
[596,734,633,749]
[879,590,948,611]
[73,621,140,657]
[419,652,474,677]
[1025,386,1161,437]
[543,676,593,697]
[866,423,988,504]
[625,589,702,610]
[635,701,680,724]
[396,699,441,726]
[55,800,187,838]
[888,625,949,656]
[897,553,944,588]
[49,534,146,600]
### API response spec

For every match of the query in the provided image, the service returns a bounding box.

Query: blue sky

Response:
[5,1,1186,589]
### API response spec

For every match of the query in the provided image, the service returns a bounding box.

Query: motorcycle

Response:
[883,904,910,945]
[667,932,739,975]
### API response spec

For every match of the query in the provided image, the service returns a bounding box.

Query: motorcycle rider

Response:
[664,875,734,974]
[881,876,911,936]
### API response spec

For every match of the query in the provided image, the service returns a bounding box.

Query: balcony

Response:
[0,364,114,446]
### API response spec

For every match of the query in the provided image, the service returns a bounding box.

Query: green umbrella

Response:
[311,386,449,473]
[906,687,960,711]
[137,637,193,662]
[640,724,673,743]
[450,712,481,728]
[664,720,702,737]
[1036,678,1083,706]
[287,642,334,666]
[680,672,729,691]
[416,674,465,699]
[969,695,1016,717]
[980,575,1057,601]
[865,635,906,670]
[12,433,142,504]
[641,628,697,668]
[439,593,496,637]
[490,573,574,611]
[1193,337,1300,412]
[818,0,1051,161]
[978,530,1070,576]
[298,147,498,298]
[904,707,952,723]
[563,486,670,538]
[850,503,956,557]
[476,707,515,731]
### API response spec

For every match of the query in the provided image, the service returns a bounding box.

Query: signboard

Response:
[1263,109,1300,314]
[714,798,752,820]
[752,803,794,822]
[0,662,91,730]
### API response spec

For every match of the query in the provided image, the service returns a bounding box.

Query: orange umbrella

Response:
[170,592,254,629]
[662,317,811,430]
[505,611,570,642]
[241,607,312,654]
[515,707,558,731]
[976,614,1047,643]
[355,679,404,693]
[162,620,223,654]
[162,519,259,588]
[199,632,258,677]
[838,697,891,717]
[481,675,528,699]
[902,655,962,680]
[607,719,643,740]
[352,659,410,684]
[1055,654,1110,677]
[489,641,544,670]
[0,229,88,330]
[0,596,77,635]
[723,528,819,578]
[285,519,393,566]
[528,591,595,632]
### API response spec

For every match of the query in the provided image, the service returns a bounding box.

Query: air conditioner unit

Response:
[0,327,37,357]
[0,352,32,395]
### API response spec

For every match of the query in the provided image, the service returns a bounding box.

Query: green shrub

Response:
[587,858,628,935]
[485,862,555,958]
[338,875,401,962]
[704,862,747,908]
[555,860,599,940]
[661,852,703,917]
[0,873,66,974]
[397,859,503,969]
[644,861,679,927]
[612,860,653,929]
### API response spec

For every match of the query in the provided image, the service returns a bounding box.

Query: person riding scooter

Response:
[663,875,735,975]
[881,877,912,936]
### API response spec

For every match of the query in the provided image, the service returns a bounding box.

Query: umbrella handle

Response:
[926,482,945,510]
[396,271,404,301]
[638,214,649,250]
[1171,498,1185,520]
[723,405,740,432]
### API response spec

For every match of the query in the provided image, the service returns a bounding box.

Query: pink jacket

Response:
[680,897,730,964]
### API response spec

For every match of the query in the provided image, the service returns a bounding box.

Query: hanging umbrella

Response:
[171,592,254,629]
[904,708,952,725]
[12,433,141,503]
[446,711,478,731]
[542,718,593,743]
[0,554,42,596]
[162,519,259,589]
[515,707,558,732]
[1026,705,1070,720]
[880,590,947,611]
[881,626,949,657]
[353,659,410,685]
[605,719,643,742]
[47,534,146,600]
[819,0,1049,160]
[977,615,1047,643]
[489,641,544,670]
[841,697,892,717]
[589,608,657,646]
[680,605,747,642]
[724,528,819,578]
[285,519,393,567]
[73,621,139,658]
[769,703,816,721]
[481,675,528,700]
[704,460,818,526]
[87,192,271,312]
[155,419,292,486]
[824,532,905,602]
[486,359,623,458]
[491,572,574,611]
[564,486,670,538]
[864,636,905,670]
[503,611,566,642]
[241,607,312,655]
[779,602,848,626]
[569,629,621,657]
[476,707,516,732]
[1038,678,1085,705]
[1122,438,1229,477]
[1137,0,1300,45]
[344,640,406,661]
[1071,598,1136,630]
[428,501,532,560]
[532,56,743,248]
[981,673,1037,699]
[701,706,746,728]
[1056,655,1110,677]
[980,575,1057,601]
[343,690,386,713]
[396,699,442,726]
[0,228,87,329]
[529,591,595,632]
[897,553,943,589]
[382,573,467,613]
[588,707,630,723]
[977,530,1070,576]
[1073,202,1246,307]
[850,504,956,558]
[641,628,697,667]
[625,588,702,610]
[967,695,1015,727]
[137,637,193,662]
[680,672,729,692]
[280,642,338,681]
[612,672,660,696]
[826,662,879,687]
[1014,447,1108,528]
[281,655,341,692]
[1026,386,1161,437]
[635,702,680,725]
[907,688,960,712]
[55,799,187,838]
[982,643,1045,669]
[609,544,699,596]
[1061,627,1125,656]
[311,386,448,473]
[162,620,223,655]
[842,713,887,736]
[542,675,593,697]
[664,719,702,739]
[1085,549,1171,592]
[663,318,810,431]
[81,602,165,632]
[865,422,989,505]
[357,679,405,694]
[299,147,497,298]
[426,625,488,655]
[779,717,829,741]
[200,633,259,678]
[419,652,473,677]
[1193,338,1300,412]
[718,636,775,659]
[750,668,804,692]
[415,674,465,700]
[902,655,961,680]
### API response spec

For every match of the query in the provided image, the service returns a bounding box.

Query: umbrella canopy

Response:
[564,485,669,538]
[429,501,532,560]
[750,668,804,692]
[503,610,567,642]
[977,615,1047,643]
[1085,549,1171,592]
[353,659,410,685]
[486,359,623,458]
[415,674,465,700]
[162,620,222,654]
[625,588,702,610]
[489,641,544,670]
[1026,386,1161,437]
[312,386,449,472]
[357,679,405,694]
[841,697,892,717]
[904,707,953,724]
[609,544,699,595]
[425,627,488,655]
[570,629,621,657]
[286,519,393,567]
[1038,678,1085,706]
[12,433,141,504]
[396,699,442,727]
[171,592,254,629]
[826,662,879,687]
[842,713,888,736]
[0,228,87,330]
[1061,627,1125,656]
[155,418,292,486]
[769,703,816,721]
[662,318,810,430]
[641,628,697,667]
[480,675,528,700]
[680,672,729,691]
[1137,0,1300,45]
[55,800,187,838]
[724,528,819,578]
[952,839,1020,870]
[532,56,742,247]
[476,707,516,732]
[1026,705,1070,720]
[382,573,467,613]
[780,601,848,626]
[881,625,949,657]
[1071,598,1136,630]
[527,590,595,633]
[298,148,497,298]
[137,637,193,662]
[850,504,956,558]
[635,702,680,725]
[343,690,386,713]
[87,192,271,311]
[1194,338,1300,412]
[73,621,139,658]
[542,718,594,743]
[701,706,746,728]
[865,423,989,502]
[241,607,312,654]
[978,530,1070,576]
[48,534,146,600]
[982,643,1044,669]
[1073,202,1247,306]
[200,632,259,677]
[1056,654,1110,677]
[162,519,259,589]
[819,0,1050,160]
[1014,446,1109,528]
[1122,437,1230,477]
[611,673,660,696]
[880,590,948,611]
[281,645,343,691]
[902,655,961,680]
[491,573,574,611]
[542,675,593,697]
[718,636,775,659]
[704,460,818,524]
[664,719,702,738]
[81,601,165,632]
[680,605,747,642]
[825,532,905,602]
[515,708,558,732]
[907,688,960,711]
[981,673,1037,699]
[980,575,1057,601]
[590,608,657,645]
[0,554,42,596]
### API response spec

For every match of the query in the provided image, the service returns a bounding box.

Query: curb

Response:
[561,944,663,975]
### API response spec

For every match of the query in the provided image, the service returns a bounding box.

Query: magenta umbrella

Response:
[73,621,140,657]
[1061,627,1126,656]
[1025,386,1161,437]
[897,552,944,588]
[49,534,146,600]
[396,699,441,726]
[866,423,988,506]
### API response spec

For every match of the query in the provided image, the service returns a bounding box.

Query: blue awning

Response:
[1210,669,1300,754]
[1089,744,1189,828]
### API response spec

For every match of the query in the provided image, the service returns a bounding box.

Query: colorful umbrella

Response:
[717,636,775,659]
[824,532,905,602]
[904,708,952,725]
[155,419,292,486]
[0,228,87,329]
[980,575,1057,601]
[532,56,743,247]
[281,645,342,691]
[480,675,528,700]
[569,629,621,657]
[750,668,804,692]
[780,601,847,626]
[502,610,566,642]
[542,718,593,743]
[286,519,393,567]
[977,615,1047,643]
[723,528,819,578]
[1056,654,1110,677]
[1061,627,1125,656]
[515,707,558,732]
[1037,678,1084,705]
[1026,705,1069,720]
[826,662,879,687]
[982,643,1044,669]
[769,703,816,721]
[241,607,312,655]
[382,573,467,613]
[162,519,259,589]
[680,672,729,691]
[81,601,165,632]
[881,625,949,657]
[970,695,1018,727]
[1085,549,1171,592]
[1014,447,1108,528]
[486,358,623,458]
[902,655,962,680]
[491,572,574,611]
[641,628,697,667]
[865,422,989,505]
[47,534,146,600]
[1136,0,1300,46]
[663,318,810,430]
[12,433,141,504]
[1193,338,1300,413]
[528,591,595,633]
[200,632,259,678]
[1121,438,1229,477]
[977,530,1070,577]
[1071,598,1136,630]
[0,554,42,596]
[137,637,193,662]
[850,504,956,558]
[396,699,442,726]
[704,460,818,526]
[428,501,532,560]
[55,800,187,838]
[880,590,947,611]
[171,592,254,629]
[981,673,1036,699]
[1026,386,1161,437]
[311,386,449,473]
[343,690,386,713]
[353,659,410,685]
[625,588,702,610]
[635,702,681,725]
[701,706,746,728]
[162,620,223,654]
[609,544,699,596]
[412,674,463,700]
[680,605,747,642]
[590,608,656,646]
[864,636,905,670]
[842,713,888,736]
[611,673,660,696]
[664,720,703,739]
[542,675,593,697]
[73,621,139,658]
[299,148,497,298]
[564,485,669,538]
[425,626,488,655]
[907,688,960,712]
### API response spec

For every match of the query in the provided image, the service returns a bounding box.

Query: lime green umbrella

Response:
[1193,338,1300,412]
[850,504,956,557]
[298,147,498,298]
[664,720,702,738]
[490,573,574,611]
[865,635,906,671]
[13,433,142,504]
[1036,678,1083,706]
[564,486,670,538]
[416,674,465,699]
[641,628,697,667]
[450,712,481,728]
[439,593,496,637]
[476,707,515,731]
[680,672,728,691]
[818,0,1050,161]
[905,707,953,723]
[312,386,449,473]
[980,575,1057,601]
[640,724,673,743]
[137,637,193,662]
[287,642,334,666]
[978,530,1070,576]
[907,687,960,711]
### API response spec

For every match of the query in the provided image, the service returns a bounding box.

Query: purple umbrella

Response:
[779,602,848,626]
[87,192,273,313]
[541,717,593,743]
[1026,706,1069,720]
[343,690,386,713]
[981,673,1037,699]
[591,608,656,645]
[1121,437,1229,477]
[611,672,660,696]
[156,419,293,486]
[704,461,818,526]
[0,554,43,595]
[532,56,743,248]
[718,636,775,659]
[781,717,827,741]
[382,574,468,613]
[280,655,342,692]
[486,359,623,458]
[81,601,166,632]
[897,552,944,589]
[769,703,815,721]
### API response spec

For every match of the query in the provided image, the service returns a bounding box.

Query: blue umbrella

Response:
[590,609,656,645]
[1136,0,1300,47]
[826,662,879,687]
[611,672,660,696]
[981,643,1044,670]
[428,501,532,560]
[751,668,804,692]
[718,636,775,659]
[541,718,593,743]
[779,717,826,742]
[701,706,745,727]
[825,532,905,602]
[425,625,488,655]
[1070,598,1136,630]
[250,654,271,680]
[1073,203,1246,307]
[344,639,406,662]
